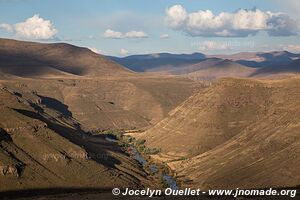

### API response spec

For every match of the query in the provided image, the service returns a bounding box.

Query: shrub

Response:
[135,139,146,146]
[144,147,161,155]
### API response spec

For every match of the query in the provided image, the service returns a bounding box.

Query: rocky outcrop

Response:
[0,164,22,177]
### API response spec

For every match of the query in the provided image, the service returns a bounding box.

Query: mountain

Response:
[122,52,206,60]
[109,53,257,81]
[107,53,205,72]
[110,51,300,78]
[250,59,300,77]
[138,77,300,189]
[210,51,300,67]
[166,58,256,81]
[0,38,131,78]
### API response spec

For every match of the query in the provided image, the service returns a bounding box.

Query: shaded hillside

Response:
[1,76,200,131]
[0,38,131,78]
[109,51,300,78]
[250,59,300,77]
[0,87,157,192]
[108,53,205,72]
[166,58,224,74]
[210,51,300,67]
[168,59,256,80]
[140,77,300,189]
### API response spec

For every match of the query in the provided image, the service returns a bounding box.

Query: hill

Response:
[139,77,300,189]
[0,38,131,78]
[0,87,156,192]
[168,59,255,81]
[251,59,300,77]
[1,76,200,131]
[210,51,300,67]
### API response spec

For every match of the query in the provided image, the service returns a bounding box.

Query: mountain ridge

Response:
[0,38,132,78]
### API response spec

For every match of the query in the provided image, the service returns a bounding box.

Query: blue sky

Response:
[0,0,300,56]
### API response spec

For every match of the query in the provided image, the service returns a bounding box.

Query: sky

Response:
[0,0,300,56]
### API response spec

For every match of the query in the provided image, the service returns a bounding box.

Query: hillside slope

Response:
[1,76,200,131]
[140,77,300,189]
[0,38,131,78]
[251,59,300,77]
[0,38,200,131]
[210,51,300,67]
[0,87,155,192]
[173,59,256,81]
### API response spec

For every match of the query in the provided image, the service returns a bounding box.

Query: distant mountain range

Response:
[213,51,300,67]
[108,51,300,80]
[107,53,206,72]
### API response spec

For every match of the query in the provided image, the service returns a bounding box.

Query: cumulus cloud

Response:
[160,34,170,39]
[0,23,13,32]
[165,5,300,37]
[103,29,123,39]
[120,48,129,56]
[266,14,300,36]
[103,29,148,39]
[15,15,57,39]
[0,15,58,40]
[125,30,148,38]
[165,5,187,29]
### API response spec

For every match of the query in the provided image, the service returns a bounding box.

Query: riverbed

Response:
[105,136,179,190]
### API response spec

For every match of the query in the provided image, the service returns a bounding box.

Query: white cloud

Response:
[165,5,300,37]
[120,48,129,56]
[125,30,148,38]
[199,41,230,51]
[160,34,169,39]
[103,29,123,39]
[14,15,57,39]
[165,5,187,29]
[103,29,148,39]
[0,23,13,32]
[88,47,102,54]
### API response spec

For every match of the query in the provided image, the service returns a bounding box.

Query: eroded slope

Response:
[141,77,300,189]
[0,87,155,192]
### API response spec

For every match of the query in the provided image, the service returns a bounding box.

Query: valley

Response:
[137,77,300,189]
[0,38,299,199]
